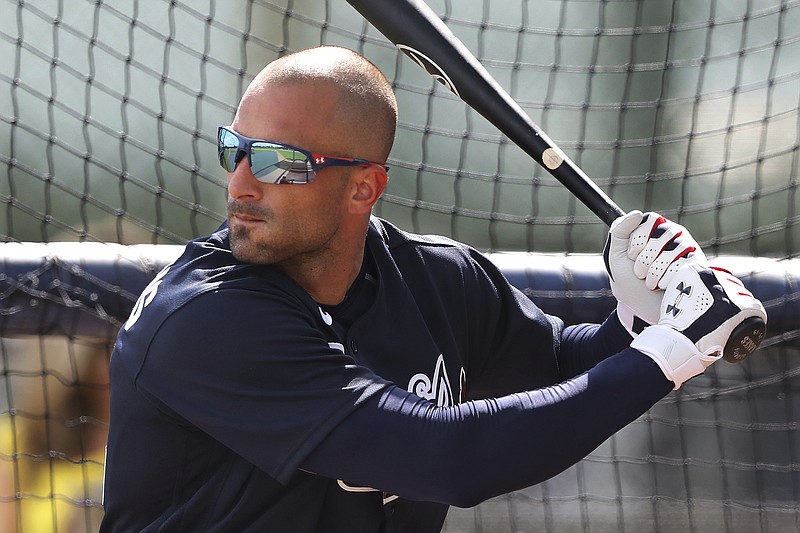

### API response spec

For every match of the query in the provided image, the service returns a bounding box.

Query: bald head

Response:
[241,46,398,163]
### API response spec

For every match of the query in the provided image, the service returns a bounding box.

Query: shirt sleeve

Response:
[557,310,635,378]
[132,287,393,484]
[300,347,672,508]
[453,248,634,396]
[457,248,567,399]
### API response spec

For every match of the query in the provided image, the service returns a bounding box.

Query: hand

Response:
[603,210,706,329]
[631,263,767,389]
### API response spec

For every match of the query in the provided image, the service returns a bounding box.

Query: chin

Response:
[229,230,274,265]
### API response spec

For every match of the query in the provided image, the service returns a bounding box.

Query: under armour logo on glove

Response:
[631,263,767,389]
[665,281,692,317]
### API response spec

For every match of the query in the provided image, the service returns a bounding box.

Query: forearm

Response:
[556,311,633,378]
[300,348,671,507]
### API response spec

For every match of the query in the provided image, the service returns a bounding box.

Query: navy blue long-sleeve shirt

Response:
[101,217,671,532]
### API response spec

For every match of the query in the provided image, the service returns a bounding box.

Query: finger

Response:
[627,212,666,261]
[640,231,703,289]
[655,247,707,290]
[632,222,685,281]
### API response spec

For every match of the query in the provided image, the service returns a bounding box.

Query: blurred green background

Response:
[1,0,797,257]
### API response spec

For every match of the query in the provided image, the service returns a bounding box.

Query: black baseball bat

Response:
[345,0,624,226]
[345,0,765,363]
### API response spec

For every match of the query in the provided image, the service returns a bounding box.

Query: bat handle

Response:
[723,316,767,363]
[546,156,624,227]
[601,204,626,227]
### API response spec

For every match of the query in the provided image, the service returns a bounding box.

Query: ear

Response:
[349,166,387,214]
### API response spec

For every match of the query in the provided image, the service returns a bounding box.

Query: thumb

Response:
[610,210,644,239]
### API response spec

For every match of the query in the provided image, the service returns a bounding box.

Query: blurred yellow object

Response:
[1,413,105,533]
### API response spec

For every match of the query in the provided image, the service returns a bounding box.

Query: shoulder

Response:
[121,225,312,348]
[367,216,508,293]
[368,216,476,264]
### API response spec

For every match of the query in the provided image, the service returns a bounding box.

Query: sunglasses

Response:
[218,126,388,184]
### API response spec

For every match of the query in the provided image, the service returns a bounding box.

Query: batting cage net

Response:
[0,0,798,531]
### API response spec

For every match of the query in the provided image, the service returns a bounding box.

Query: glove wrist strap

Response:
[631,324,721,390]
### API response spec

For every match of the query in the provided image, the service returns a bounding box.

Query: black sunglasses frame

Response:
[218,126,388,184]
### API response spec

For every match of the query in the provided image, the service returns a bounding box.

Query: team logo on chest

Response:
[407,354,463,407]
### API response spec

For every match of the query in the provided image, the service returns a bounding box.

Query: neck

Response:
[279,235,367,306]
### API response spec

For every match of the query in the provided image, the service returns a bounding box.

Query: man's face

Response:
[225,82,353,266]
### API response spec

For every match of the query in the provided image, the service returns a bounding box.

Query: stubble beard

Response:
[227,200,333,267]
[227,200,280,265]
[228,223,265,264]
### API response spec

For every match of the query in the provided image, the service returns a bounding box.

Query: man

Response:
[101,46,765,532]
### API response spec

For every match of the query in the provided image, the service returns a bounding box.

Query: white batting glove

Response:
[631,263,767,389]
[603,211,706,334]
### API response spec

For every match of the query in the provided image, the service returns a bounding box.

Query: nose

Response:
[227,162,263,201]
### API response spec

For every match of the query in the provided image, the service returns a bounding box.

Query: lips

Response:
[227,201,271,224]
[230,212,264,223]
